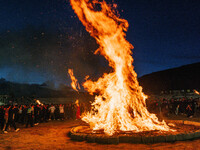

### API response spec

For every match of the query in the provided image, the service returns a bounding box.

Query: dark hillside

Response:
[139,62,200,94]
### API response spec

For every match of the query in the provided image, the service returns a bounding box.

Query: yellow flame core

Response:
[68,69,80,92]
[70,0,170,135]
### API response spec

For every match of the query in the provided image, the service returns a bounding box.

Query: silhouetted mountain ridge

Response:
[0,78,76,98]
[138,62,200,94]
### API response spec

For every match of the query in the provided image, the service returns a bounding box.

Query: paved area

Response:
[0,118,200,150]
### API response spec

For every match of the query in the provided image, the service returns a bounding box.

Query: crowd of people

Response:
[0,97,199,134]
[148,97,200,118]
[0,101,88,134]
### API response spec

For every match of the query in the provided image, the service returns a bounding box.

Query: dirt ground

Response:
[1,116,200,150]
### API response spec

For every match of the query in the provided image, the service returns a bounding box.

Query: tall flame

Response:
[68,69,80,92]
[70,0,169,135]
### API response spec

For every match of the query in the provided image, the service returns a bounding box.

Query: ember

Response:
[70,0,170,135]
[194,90,200,95]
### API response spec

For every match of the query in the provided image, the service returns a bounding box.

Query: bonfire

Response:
[69,0,170,136]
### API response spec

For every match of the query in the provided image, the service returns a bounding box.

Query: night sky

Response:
[0,0,200,87]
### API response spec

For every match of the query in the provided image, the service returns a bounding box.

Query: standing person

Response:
[75,100,81,120]
[64,104,69,120]
[45,104,50,121]
[18,105,23,123]
[59,104,65,121]
[194,100,198,116]
[0,105,5,131]
[72,104,76,119]
[186,103,193,118]
[49,104,55,120]
[68,103,73,119]
[26,105,34,127]
[34,104,40,125]
[43,105,48,122]
[175,105,179,115]
[13,105,19,122]
[22,105,27,125]
[3,105,9,131]
[40,105,47,122]
[4,105,19,133]
[39,105,44,123]
[54,104,60,120]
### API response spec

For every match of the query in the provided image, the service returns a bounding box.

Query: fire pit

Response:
[69,120,200,144]
[68,0,200,144]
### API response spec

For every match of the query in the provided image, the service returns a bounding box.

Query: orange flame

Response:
[68,69,80,92]
[36,99,43,105]
[194,90,200,95]
[70,0,170,135]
